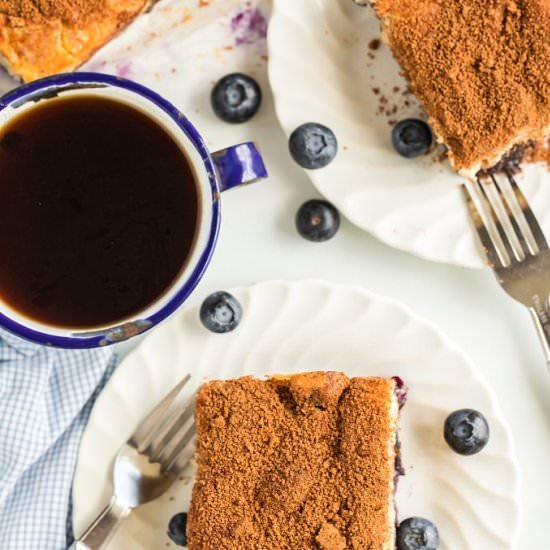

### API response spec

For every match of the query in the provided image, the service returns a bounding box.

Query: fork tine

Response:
[163,422,197,473]
[475,178,520,264]
[170,433,197,474]
[128,373,191,451]
[506,171,549,252]
[461,184,506,268]
[490,174,533,258]
[146,393,196,461]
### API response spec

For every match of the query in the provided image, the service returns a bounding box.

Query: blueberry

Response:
[444,409,490,456]
[397,517,440,550]
[211,73,262,123]
[289,123,338,169]
[167,512,188,546]
[200,291,242,333]
[296,199,340,242]
[391,119,433,158]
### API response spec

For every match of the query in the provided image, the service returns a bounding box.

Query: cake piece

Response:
[0,0,158,83]
[187,372,404,550]
[366,0,550,176]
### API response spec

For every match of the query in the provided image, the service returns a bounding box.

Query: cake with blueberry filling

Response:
[361,0,550,177]
[0,0,158,83]
[187,371,405,550]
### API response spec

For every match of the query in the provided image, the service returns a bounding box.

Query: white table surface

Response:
[0,1,547,547]
[169,125,548,550]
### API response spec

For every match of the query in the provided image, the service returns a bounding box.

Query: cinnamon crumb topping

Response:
[0,0,105,25]
[187,373,397,549]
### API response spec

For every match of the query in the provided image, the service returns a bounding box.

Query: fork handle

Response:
[71,497,132,550]
[529,306,550,364]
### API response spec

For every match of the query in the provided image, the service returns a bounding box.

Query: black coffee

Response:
[0,95,199,328]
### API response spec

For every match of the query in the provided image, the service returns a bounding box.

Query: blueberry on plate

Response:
[397,517,439,550]
[200,291,243,333]
[167,512,188,546]
[289,123,338,169]
[391,119,433,158]
[211,73,262,123]
[296,199,340,242]
[444,408,490,456]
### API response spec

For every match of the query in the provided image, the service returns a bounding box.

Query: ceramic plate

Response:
[73,280,520,549]
[268,0,550,268]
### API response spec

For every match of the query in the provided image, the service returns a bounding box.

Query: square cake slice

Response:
[187,372,403,550]
[367,0,550,176]
[0,0,157,83]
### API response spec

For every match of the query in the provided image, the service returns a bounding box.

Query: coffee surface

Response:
[0,95,199,328]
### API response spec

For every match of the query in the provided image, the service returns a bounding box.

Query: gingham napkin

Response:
[0,329,118,550]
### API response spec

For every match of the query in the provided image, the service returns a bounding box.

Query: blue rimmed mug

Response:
[0,72,268,348]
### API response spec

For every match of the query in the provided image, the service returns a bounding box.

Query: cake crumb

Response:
[368,38,381,50]
[182,7,192,22]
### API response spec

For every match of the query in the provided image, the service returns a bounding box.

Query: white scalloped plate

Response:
[267,0,550,268]
[73,280,520,549]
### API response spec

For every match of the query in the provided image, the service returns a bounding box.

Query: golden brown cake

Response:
[366,0,550,176]
[0,0,157,82]
[187,372,403,550]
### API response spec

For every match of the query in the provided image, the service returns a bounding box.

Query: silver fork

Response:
[462,172,550,363]
[71,374,196,550]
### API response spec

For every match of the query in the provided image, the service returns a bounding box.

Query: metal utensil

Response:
[71,374,196,550]
[463,171,550,362]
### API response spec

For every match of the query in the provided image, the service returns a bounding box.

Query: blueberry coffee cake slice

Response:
[187,371,405,549]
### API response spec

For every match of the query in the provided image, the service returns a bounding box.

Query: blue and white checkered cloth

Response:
[0,329,118,550]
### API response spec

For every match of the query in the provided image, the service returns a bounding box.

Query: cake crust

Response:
[187,372,398,550]
[0,0,156,82]
[372,0,550,175]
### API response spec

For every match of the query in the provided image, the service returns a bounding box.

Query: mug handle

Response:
[211,142,268,192]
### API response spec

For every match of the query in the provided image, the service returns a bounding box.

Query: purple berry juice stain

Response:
[230,6,267,46]
[116,62,134,79]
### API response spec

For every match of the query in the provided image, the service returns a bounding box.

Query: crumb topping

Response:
[374,0,550,172]
[0,0,105,25]
[316,522,347,550]
[187,373,396,549]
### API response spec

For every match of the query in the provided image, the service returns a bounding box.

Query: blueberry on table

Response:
[397,517,440,550]
[289,123,338,169]
[444,408,490,456]
[296,199,340,242]
[211,73,262,123]
[167,512,188,546]
[200,291,243,333]
[391,119,433,158]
